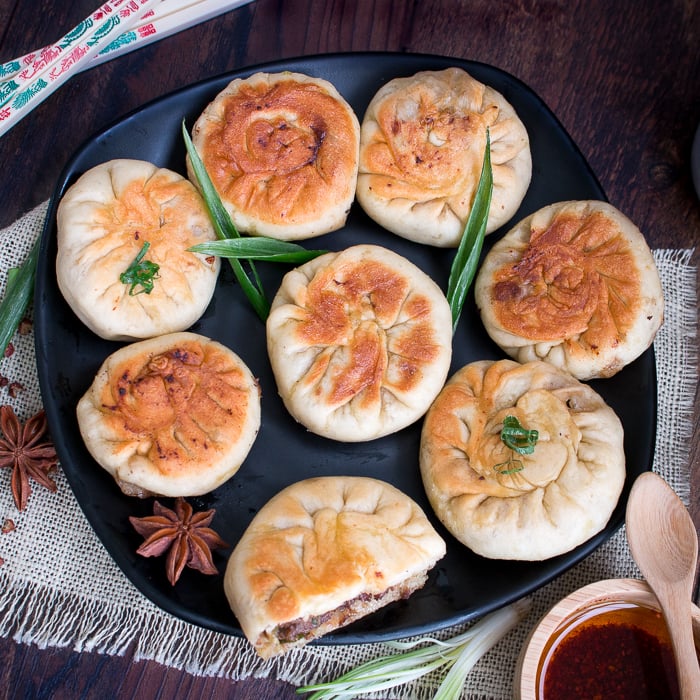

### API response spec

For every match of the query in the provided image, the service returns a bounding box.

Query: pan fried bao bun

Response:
[357,67,531,247]
[266,244,453,442]
[56,159,219,341]
[474,200,664,380]
[189,71,360,241]
[76,332,261,498]
[420,359,625,561]
[224,476,446,659]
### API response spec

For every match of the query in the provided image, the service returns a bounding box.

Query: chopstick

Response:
[0,0,158,107]
[0,1,157,82]
[0,0,161,138]
[0,0,140,85]
[91,0,255,68]
[0,0,254,81]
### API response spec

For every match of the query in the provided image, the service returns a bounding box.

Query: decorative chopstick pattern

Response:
[0,0,253,81]
[0,0,139,87]
[0,0,161,138]
[91,0,254,68]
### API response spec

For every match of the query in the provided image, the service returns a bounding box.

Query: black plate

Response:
[34,52,656,643]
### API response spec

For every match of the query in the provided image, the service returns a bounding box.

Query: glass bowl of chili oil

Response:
[514,578,700,700]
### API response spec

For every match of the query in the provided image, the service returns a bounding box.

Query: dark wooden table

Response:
[0,0,698,697]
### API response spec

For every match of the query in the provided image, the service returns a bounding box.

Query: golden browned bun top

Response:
[266,245,453,441]
[419,359,626,561]
[56,159,219,341]
[190,71,360,240]
[474,200,664,379]
[491,207,638,340]
[356,67,531,246]
[76,332,261,497]
[289,254,438,400]
[224,476,446,657]
[363,69,489,190]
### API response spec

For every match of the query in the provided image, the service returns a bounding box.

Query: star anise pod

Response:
[129,497,230,586]
[0,405,58,511]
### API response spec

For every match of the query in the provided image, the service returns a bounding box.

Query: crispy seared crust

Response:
[266,244,453,441]
[420,359,625,561]
[474,200,664,379]
[77,332,261,497]
[189,71,360,241]
[56,159,220,341]
[224,476,446,659]
[356,67,531,247]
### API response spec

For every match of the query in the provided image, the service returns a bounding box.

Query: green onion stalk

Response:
[297,598,530,699]
[0,238,39,360]
[446,128,494,333]
[182,120,327,322]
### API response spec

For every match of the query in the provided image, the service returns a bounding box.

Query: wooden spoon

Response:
[626,471,700,700]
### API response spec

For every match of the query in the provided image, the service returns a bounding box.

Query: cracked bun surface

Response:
[188,71,360,241]
[356,67,531,247]
[77,332,261,498]
[266,244,453,442]
[56,159,220,341]
[474,200,664,379]
[419,359,625,561]
[224,476,446,658]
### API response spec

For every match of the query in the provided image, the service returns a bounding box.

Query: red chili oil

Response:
[537,600,688,699]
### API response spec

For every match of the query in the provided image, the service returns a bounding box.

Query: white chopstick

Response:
[0,0,139,85]
[0,0,158,107]
[0,0,160,138]
[91,0,255,68]
[0,0,254,81]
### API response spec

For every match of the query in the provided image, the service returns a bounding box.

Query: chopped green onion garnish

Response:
[119,241,160,295]
[500,415,539,455]
[494,415,539,474]
[0,239,38,359]
[446,128,493,333]
[493,456,524,475]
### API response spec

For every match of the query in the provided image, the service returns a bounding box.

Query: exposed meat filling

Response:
[272,577,423,644]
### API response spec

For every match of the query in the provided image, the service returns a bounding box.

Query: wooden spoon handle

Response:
[625,472,700,699]
[663,590,700,700]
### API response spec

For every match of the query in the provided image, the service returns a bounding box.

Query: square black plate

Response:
[34,52,656,643]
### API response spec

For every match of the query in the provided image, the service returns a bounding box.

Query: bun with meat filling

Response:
[76,332,261,498]
[224,476,446,658]
[56,159,219,341]
[420,359,626,561]
[266,244,453,442]
[356,67,531,247]
[474,200,664,379]
[188,71,360,241]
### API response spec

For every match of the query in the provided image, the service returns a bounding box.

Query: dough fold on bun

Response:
[266,244,453,441]
[57,159,219,341]
[189,71,360,240]
[474,200,664,379]
[356,67,531,247]
[419,359,625,561]
[77,332,260,498]
[224,476,446,658]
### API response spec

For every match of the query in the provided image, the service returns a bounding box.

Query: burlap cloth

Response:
[0,201,697,699]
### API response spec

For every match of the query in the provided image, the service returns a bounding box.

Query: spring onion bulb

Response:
[297,597,531,699]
